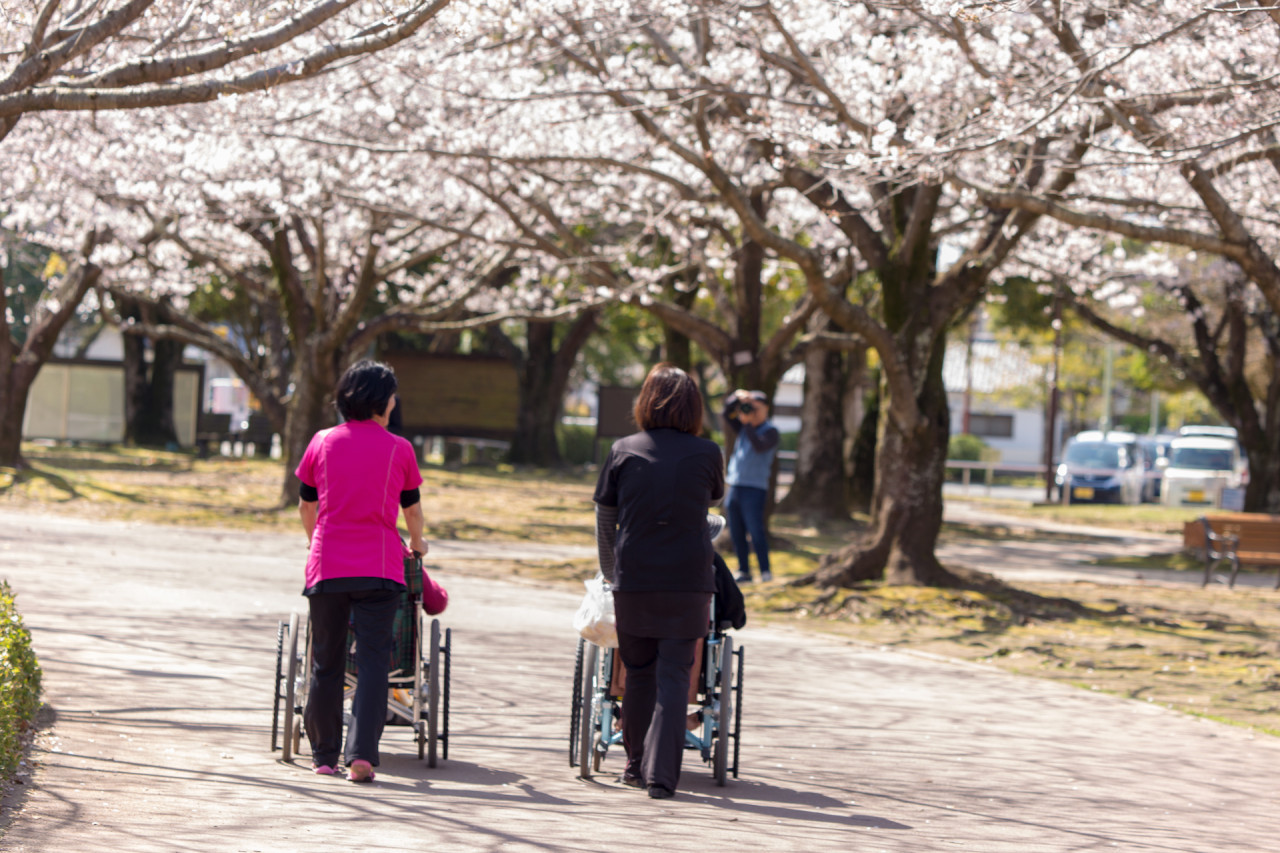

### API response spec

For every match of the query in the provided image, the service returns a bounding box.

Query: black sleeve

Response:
[595,503,618,583]
[720,398,741,436]
[742,423,780,453]
[713,553,747,629]
[399,488,421,508]
[298,481,318,502]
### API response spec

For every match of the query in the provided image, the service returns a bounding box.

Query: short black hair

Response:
[335,360,398,421]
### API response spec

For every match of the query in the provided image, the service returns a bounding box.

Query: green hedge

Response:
[0,581,41,779]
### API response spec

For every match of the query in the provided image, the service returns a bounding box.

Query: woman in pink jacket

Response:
[296,360,427,782]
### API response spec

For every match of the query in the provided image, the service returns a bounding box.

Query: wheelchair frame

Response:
[569,617,744,786]
[271,557,451,767]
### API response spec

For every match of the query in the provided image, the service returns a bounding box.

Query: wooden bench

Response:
[1182,513,1280,589]
[194,412,232,458]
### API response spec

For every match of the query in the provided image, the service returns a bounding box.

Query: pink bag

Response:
[421,568,449,615]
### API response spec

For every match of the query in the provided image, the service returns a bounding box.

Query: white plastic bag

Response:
[573,575,617,648]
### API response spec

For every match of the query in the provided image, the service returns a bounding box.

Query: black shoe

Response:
[734,572,752,584]
[648,785,675,799]
[618,773,644,789]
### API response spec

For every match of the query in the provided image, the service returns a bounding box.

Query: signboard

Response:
[1221,487,1245,512]
[381,352,518,439]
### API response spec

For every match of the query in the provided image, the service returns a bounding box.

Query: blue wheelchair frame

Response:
[570,610,743,785]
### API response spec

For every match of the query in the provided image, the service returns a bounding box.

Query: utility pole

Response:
[1100,341,1114,433]
[1043,290,1062,503]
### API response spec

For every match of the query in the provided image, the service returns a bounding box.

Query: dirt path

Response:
[2,508,1280,852]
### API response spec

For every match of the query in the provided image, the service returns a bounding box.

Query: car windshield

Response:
[1169,447,1234,470]
[1064,442,1120,468]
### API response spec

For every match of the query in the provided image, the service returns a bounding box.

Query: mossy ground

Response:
[4,443,1278,734]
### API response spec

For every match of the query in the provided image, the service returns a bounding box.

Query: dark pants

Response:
[725,484,769,578]
[304,588,400,768]
[617,631,698,793]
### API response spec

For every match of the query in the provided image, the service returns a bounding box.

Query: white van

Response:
[1160,434,1247,508]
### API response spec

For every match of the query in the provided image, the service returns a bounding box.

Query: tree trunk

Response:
[810,334,962,587]
[507,310,599,467]
[776,340,849,519]
[0,361,38,469]
[509,321,565,466]
[120,298,182,447]
[0,234,102,468]
[846,361,878,513]
[278,351,339,507]
[1244,365,1280,514]
[663,283,698,371]
[140,337,182,446]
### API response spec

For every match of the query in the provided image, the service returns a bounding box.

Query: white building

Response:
[943,338,1062,465]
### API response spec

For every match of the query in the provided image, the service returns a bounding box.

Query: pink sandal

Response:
[312,764,337,775]
[348,759,375,783]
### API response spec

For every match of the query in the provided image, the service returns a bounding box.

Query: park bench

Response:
[194,412,232,458]
[1182,512,1280,589]
[235,413,275,456]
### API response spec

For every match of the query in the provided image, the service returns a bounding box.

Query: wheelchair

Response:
[271,555,451,766]
[569,609,744,786]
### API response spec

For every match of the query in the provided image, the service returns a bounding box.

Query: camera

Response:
[736,400,756,415]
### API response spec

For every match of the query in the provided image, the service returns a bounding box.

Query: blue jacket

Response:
[722,399,779,490]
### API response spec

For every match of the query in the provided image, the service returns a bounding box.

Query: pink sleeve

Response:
[400,439,423,490]
[295,434,320,486]
[421,568,449,615]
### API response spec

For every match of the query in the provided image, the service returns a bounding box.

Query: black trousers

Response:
[304,588,400,767]
[616,631,699,792]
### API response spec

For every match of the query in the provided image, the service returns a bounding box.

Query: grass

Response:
[4,442,1280,735]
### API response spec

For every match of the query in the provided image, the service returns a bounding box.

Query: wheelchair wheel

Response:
[732,644,744,779]
[293,617,311,758]
[712,636,734,787]
[426,617,442,767]
[569,638,585,767]
[271,620,286,752]
[577,642,599,778]
[282,611,300,763]
[415,611,426,761]
[441,627,452,761]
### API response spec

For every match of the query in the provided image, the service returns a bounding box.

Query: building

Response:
[943,337,1062,465]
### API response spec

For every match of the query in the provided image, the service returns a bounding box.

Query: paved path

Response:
[2,508,1280,852]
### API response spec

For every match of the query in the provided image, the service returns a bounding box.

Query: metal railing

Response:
[945,460,1049,495]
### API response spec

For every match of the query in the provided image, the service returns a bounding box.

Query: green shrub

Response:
[778,431,800,453]
[948,433,988,461]
[559,422,602,465]
[0,581,41,779]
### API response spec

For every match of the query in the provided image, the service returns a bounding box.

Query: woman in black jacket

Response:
[593,363,726,799]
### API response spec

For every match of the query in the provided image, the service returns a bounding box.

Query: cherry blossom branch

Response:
[0,0,451,122]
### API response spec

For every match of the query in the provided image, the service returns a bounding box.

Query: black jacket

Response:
[713,552,747,630]
[593,428,726,593]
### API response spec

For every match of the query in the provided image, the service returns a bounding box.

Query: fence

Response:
[945,460,1049,495]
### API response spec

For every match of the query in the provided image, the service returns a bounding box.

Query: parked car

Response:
[1055,431,1146,505]
[1137,434,1176,503]
[1160,434,1247,508]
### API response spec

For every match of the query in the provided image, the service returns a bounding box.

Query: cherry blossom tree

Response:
[0,228,104,467]
[959,3,1280,511]
[407,0,1280,586]
[0,0,452,143]
[1,0,458,471]
[429,0,1088,586]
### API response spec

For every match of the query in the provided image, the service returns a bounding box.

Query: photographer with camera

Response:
[720,389,779,583]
